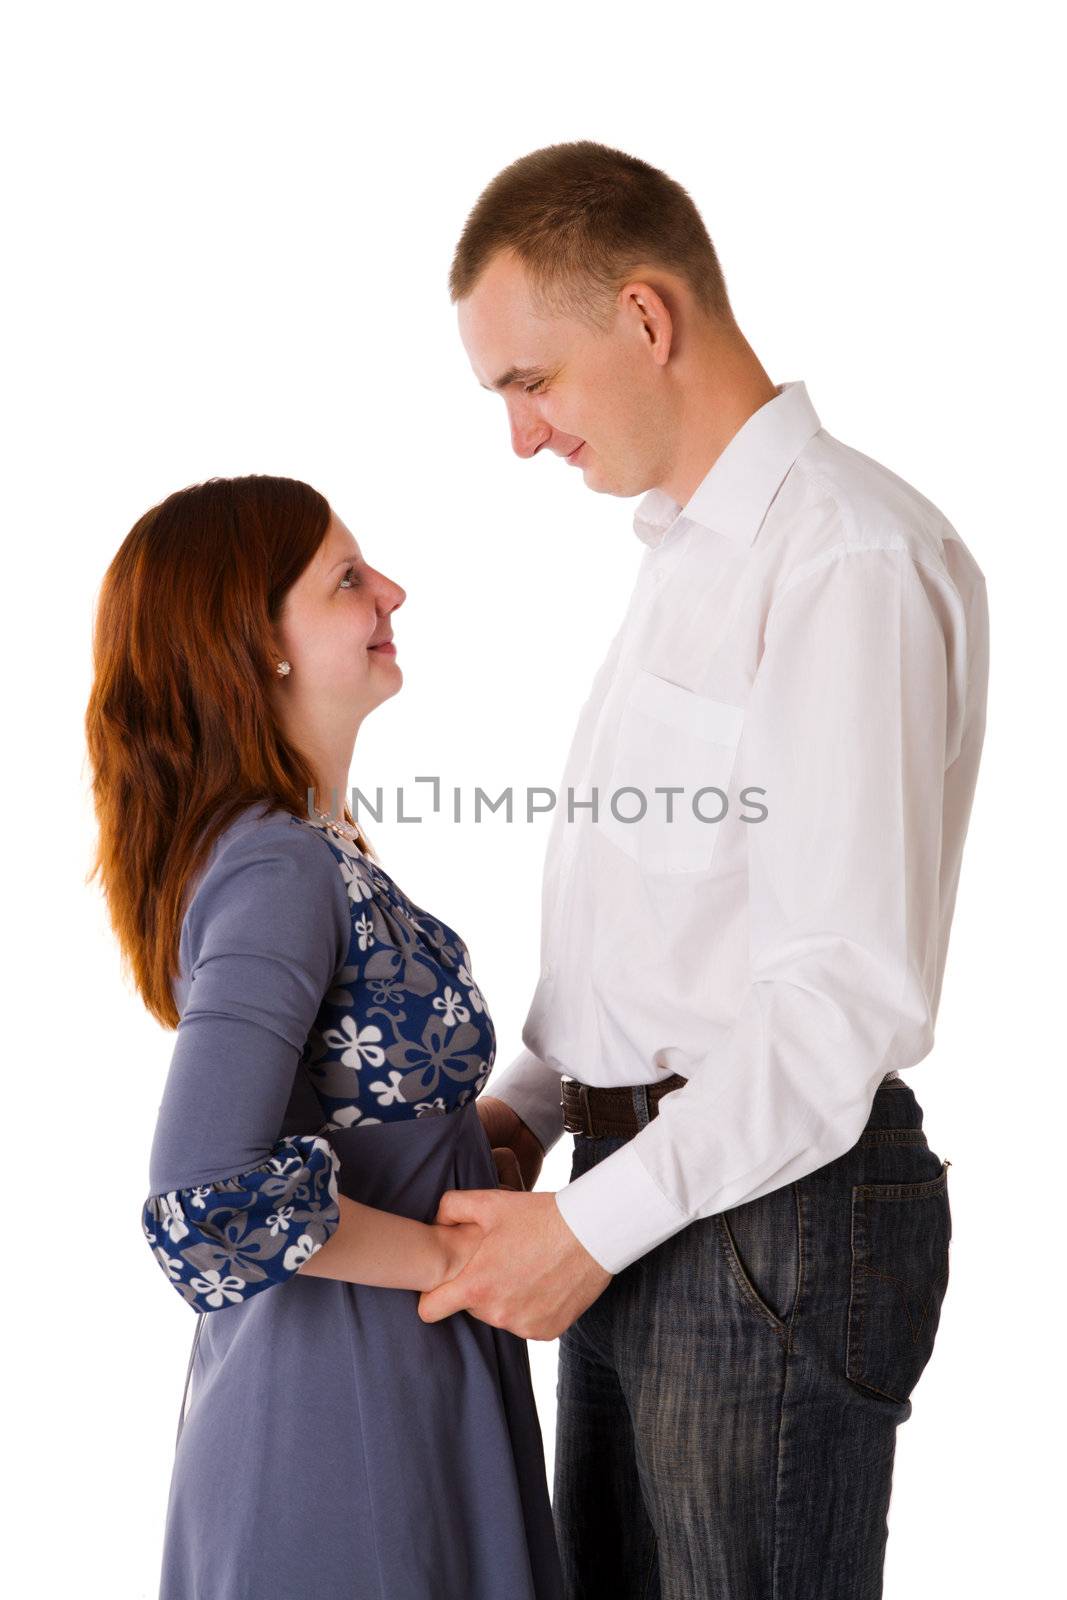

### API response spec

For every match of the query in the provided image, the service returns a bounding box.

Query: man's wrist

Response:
[513,1111,546,1158]
[554,1138,689,1274]
[481,1094,543,1148]
[486,1049,565,1155]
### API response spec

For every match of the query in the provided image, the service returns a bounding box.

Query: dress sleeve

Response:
[141,820,352,1314]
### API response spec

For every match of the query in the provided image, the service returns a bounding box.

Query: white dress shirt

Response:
[489,379,989,1275]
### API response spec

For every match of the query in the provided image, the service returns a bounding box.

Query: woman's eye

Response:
[339,566,361,590]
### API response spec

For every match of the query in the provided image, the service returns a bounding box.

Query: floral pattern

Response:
[142,814,497,1313]
[141,1136,341,1314]
[302,820,497,1126]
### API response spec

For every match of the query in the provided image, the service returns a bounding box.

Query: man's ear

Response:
[618,278,674,367]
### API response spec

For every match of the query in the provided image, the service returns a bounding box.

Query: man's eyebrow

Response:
[479,365,545,392]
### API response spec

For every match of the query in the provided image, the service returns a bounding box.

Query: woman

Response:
[85,475,565,1600]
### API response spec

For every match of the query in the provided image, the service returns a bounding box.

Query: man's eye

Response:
[524,378,547,395]
[339,566,361,589]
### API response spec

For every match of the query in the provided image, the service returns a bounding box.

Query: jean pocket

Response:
[846,1159,952,1403]
[716,1180,801,1336]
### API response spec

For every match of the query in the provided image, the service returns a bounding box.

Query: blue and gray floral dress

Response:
[141,800,564,1600]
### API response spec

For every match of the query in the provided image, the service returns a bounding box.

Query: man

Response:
[418,140,988,1597]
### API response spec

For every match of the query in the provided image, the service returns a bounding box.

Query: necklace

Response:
[312,808,362,845]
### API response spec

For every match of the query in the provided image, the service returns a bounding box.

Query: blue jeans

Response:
[552,1074,951,1599]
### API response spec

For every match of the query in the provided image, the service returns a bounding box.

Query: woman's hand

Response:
[476,1096,545,1191]
[431,1219,484,1287]
[492,1145,525,1190]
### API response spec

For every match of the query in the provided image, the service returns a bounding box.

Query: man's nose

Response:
[508,405,551,459]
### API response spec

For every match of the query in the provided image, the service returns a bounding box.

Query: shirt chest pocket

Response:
[600,669,746,876]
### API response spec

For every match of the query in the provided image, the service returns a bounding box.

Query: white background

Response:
[4,3,1063,1595]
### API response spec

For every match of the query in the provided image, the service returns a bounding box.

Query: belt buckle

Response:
[560,1078,592,1137]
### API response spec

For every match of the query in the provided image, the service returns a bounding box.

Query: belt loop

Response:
[631,1084,652,1129]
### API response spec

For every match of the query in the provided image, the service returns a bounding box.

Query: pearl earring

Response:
[276,660,291,676]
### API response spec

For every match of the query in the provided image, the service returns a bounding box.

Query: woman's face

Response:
[272,509,406,723]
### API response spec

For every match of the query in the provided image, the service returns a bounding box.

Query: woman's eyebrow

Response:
[327,553,361,571]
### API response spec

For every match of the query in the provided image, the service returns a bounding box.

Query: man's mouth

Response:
[565,442,585,464]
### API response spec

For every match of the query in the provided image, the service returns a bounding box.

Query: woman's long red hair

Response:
[84,474,371,1029]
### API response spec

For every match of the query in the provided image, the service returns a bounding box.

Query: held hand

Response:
[432,1219,483,1286]
[476,1095,546,1192]
[417,1189,613,1341]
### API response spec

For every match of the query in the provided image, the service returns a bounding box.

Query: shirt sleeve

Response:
[485,1046,565,1154]
[142,820,352,1313]
[555,544,975,1274]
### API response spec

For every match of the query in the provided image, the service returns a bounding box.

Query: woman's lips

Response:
[368,641,396,656]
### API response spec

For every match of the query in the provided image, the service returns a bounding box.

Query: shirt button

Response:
[543,961,554,977]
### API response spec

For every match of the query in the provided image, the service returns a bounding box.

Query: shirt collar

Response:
[632,379,822,549]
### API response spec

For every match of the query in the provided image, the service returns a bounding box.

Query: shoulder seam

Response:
[284,813,365,873]
[769,539,961,613]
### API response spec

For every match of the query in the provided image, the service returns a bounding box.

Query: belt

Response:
[561,1068,903,1139]
[560,1073,688,1138]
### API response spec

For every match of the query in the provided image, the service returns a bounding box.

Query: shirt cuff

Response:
[554,1137,691,1274]
[486,1047,565,1155]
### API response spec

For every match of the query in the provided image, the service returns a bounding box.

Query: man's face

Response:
[457,248,674,498]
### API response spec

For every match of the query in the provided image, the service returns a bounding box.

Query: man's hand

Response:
[431,1218,484,1285]
[416,1188,613,1341]
[476,1094,546,1191]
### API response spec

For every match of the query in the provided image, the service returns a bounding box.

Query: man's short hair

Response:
[449,139,732,328]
